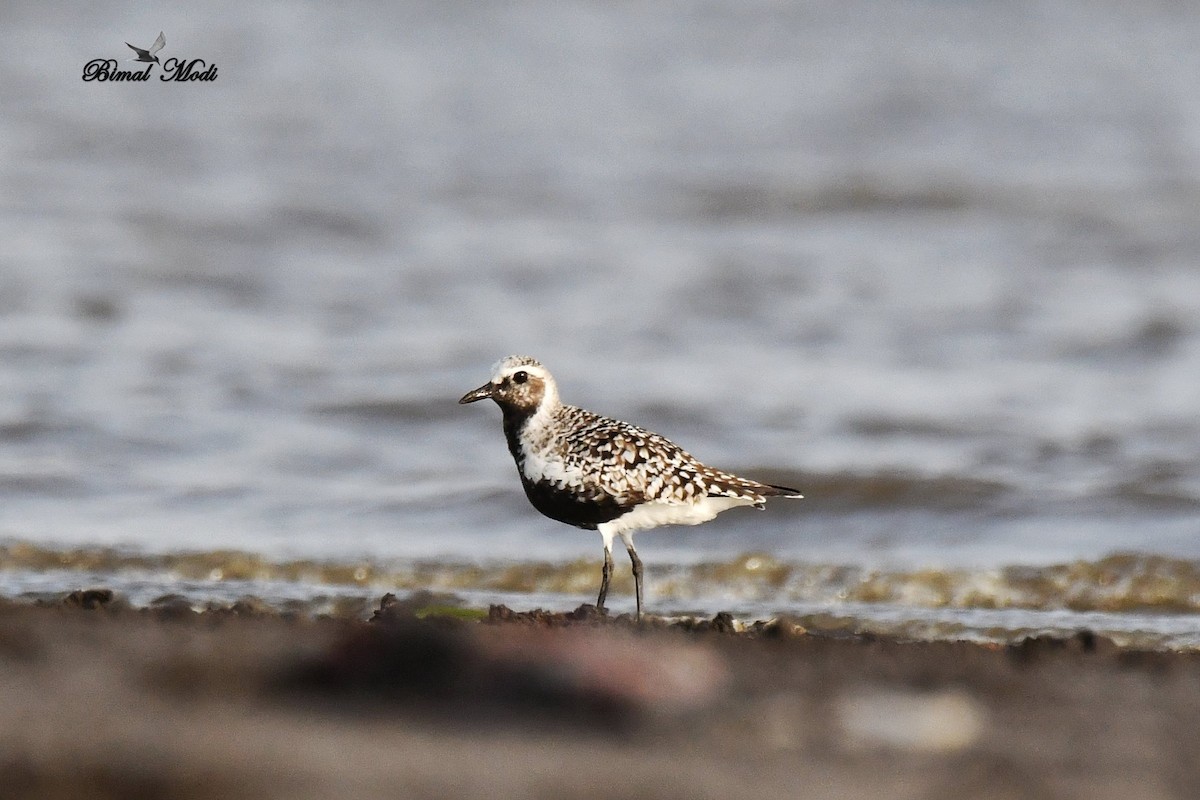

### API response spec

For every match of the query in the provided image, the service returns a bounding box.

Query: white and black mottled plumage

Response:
[459,355,802,619]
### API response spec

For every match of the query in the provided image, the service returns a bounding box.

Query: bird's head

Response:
[459,355,557,414]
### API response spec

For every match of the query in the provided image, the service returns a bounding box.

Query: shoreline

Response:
[8,581,1200,652]
[6,540,1200,654]
[1,591,1198,799]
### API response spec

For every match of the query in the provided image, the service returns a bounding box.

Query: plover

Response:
[126,32,166,63]
[459,355,802,620]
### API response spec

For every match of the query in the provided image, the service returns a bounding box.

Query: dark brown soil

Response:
[0,592,1197,799]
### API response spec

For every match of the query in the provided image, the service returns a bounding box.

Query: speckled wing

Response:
[555,406,777,507]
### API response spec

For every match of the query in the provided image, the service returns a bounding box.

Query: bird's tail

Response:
[764,484,804,499]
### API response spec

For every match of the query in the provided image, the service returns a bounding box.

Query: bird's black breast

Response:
[500,404,634,529]
[501,406,534,463]
[519,477,631,530]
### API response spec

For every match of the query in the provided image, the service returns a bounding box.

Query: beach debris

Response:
[288,600,730,726]
[835,688,986,753]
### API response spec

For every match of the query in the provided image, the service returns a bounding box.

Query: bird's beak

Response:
[458,382,495,404]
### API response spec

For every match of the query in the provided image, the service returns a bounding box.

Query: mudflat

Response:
[0,591,1197,800]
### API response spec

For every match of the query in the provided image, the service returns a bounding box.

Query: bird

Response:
[459,355,802,620]
[126,32,166,63]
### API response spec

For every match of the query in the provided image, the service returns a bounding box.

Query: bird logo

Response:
[126,32,166,64]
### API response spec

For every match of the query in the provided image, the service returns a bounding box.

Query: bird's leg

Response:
[596,542,613,614]
[625,541,644,622]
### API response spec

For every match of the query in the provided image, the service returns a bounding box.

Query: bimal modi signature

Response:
[83,32,218,82]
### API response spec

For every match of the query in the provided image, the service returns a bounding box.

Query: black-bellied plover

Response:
[126,32,166,63]
[459,355,802,620]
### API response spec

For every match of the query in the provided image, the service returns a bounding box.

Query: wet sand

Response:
[1,591,1197,800]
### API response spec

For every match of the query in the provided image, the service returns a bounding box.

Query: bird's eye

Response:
[512,371,528,384]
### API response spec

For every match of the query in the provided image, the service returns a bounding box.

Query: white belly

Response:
[604,495,756,535]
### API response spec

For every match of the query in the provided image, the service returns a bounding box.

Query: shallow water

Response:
[1,1,1199,644]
